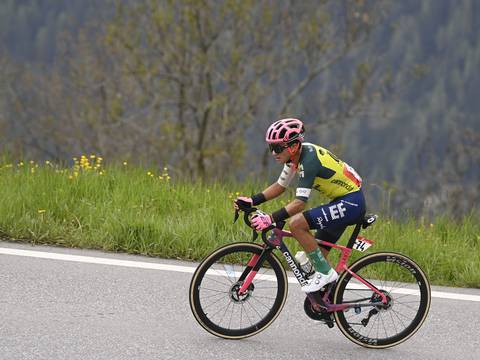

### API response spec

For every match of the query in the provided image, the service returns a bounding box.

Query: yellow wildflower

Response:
[38,209,46,214]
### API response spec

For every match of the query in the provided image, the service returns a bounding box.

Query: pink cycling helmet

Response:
[265,118,305,144]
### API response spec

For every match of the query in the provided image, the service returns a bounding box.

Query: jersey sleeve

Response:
[296,164,315,201]
[276,164,296,188]
[296,148,335,202]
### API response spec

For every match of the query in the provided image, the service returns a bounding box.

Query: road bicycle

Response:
[189,202,431,348]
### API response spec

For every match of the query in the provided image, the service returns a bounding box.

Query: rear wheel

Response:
[333,252,431,348]
[189,242,288,339]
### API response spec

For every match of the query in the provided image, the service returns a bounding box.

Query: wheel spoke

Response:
[249,294,274,310]
[203,274,234,288]
[244,296,265,321]
[189,244,287,338]
[201,293,229,310]
[199,287,229,294]
[334,253,430,348]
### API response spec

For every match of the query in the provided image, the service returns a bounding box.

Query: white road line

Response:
[1,247,479,302]
[0,247,196,273]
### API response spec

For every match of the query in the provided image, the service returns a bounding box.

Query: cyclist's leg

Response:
[289,213,320,252]
[289,213,334,280]
[303,190,366,237]
[302,190,366,265]
[291,191,367,292]
[290,213,338,292]
[314,226,347,263]
[290,211,350,273]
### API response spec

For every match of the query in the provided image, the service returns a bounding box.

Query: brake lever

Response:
[242,208,259,241]
[233,201,259,240]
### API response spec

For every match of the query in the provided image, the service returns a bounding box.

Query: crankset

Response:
[303,297,335,328]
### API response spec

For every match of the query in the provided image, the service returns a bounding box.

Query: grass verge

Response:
[0,158,479,288]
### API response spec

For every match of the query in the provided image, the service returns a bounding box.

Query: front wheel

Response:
[189,242,288,339]
[333,252,431,349]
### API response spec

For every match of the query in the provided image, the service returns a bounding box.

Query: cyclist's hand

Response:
[234,196,253,210]
[251,210,273,231]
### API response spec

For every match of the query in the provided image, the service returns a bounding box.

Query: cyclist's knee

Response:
[289,213,309,232]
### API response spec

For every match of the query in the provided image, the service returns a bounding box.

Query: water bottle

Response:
[295,251,314,277]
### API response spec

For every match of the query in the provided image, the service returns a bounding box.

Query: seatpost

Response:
[346,223,362,249]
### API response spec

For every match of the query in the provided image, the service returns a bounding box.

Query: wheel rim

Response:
[334,253,430,347]
[190,244,287,338]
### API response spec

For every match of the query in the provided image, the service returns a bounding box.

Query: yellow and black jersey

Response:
[277,142,362,201]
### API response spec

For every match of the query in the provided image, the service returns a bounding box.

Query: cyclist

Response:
[235,118,365,293]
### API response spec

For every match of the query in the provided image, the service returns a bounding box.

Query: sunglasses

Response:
[268,143,289,154]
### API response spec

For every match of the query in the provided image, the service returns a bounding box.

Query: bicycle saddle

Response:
[362,214,378,229]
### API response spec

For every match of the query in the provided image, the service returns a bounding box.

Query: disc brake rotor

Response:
[230,282,255,303]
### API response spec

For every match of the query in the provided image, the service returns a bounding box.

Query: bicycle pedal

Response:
[325,319,334,329]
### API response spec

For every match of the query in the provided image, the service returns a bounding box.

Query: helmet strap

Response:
[287,143,301,171]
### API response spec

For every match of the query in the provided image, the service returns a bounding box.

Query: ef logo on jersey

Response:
[329,202,346,220]
[298,164,304,178]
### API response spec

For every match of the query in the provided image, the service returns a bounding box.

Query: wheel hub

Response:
[230,282,254,303]
[371,290,393,310]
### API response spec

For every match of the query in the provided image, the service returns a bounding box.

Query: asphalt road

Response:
[1,241,479,360]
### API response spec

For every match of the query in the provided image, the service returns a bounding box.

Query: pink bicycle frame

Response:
[317,239,388,310]
[238,228,388,309]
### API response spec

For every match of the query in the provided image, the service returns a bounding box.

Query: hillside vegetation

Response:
[1,158,478,288]
[0,0,479,217]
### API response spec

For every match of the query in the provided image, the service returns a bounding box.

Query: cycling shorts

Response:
[303,190,366,250]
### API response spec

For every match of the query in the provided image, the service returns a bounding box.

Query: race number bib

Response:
[353,236,373,252]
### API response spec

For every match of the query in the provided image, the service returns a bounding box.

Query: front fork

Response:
[237,243,313,300]
[237,246,273,294]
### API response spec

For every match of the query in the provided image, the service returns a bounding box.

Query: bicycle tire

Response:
[189,242,288,339]
[333,252,431,349]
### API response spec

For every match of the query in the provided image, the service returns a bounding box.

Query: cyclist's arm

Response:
[283,198,306,216]
[268,163,310,223]
[252,163,295,204]
[261,182,286,201]
[270,154,316,222]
